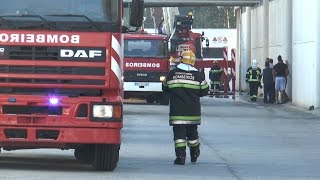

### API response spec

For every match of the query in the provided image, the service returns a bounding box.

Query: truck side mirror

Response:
[130,0,144,27]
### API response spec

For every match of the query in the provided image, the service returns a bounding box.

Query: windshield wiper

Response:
[0,14,55,29]
[46,14,101,31]
[0,16,17,28]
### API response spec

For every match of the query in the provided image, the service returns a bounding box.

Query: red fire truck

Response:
[123,31,170,105]
[0,0,144,171]
[169,13,206,74]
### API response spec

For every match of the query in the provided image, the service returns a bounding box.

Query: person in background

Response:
[162,50,209,165]
[209,60,223,94]
[246,59,262,102]
[272,55,289,104]
[263,61,274,104]
[268,58,275,103]
[269,58,274,69]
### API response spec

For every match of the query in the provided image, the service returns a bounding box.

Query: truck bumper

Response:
[124,82,162,92]
[0,126,121,148]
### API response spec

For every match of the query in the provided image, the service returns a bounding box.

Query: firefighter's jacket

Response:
[246,67,262,83]
[162,63,209,126]
[209,65,223,82]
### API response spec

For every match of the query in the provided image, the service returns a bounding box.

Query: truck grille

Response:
[9,46,59,60]
[0,46,106,96]
[3,105,62,115]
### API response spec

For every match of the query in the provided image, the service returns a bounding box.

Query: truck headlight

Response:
[93,105,113,118]
[160,76,166,81]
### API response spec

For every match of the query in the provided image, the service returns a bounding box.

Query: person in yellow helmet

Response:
[162,50,209,165]
[186,12,193,30]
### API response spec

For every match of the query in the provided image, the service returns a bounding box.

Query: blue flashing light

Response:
[8,97,16,103]
[49,97,59,105]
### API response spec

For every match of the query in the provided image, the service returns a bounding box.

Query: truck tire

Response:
[159,93,169,105]
[74,145,94,164]
[92,144,120,171]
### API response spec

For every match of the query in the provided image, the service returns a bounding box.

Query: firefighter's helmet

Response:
[188,12,193,16]
[213,60,218,65]
[180,50,196,66]
[251,59,258,68]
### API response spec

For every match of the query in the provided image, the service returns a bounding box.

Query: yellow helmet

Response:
[188,12,193,16]
[180,50,196,66]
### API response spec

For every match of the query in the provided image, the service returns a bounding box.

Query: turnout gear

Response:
[209,61,222,94]
[246,59,262,102]
[190,145,200,163]
[163,53,208,164]
[180,50,196,66]
[174,156,186,165]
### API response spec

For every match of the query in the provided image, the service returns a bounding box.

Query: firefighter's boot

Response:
[174,146,186,165]
[174,156,186,165]
[190,145,200,163]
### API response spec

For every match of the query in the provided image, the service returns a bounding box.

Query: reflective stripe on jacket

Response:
[246,67,262,82]
[162,66,208,125]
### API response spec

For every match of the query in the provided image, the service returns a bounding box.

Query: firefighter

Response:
[162,50,209,165]
[209,60,222,94]
[246,59,262,102]
[186,12,194,29]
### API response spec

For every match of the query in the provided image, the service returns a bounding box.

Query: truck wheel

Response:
[74,145,94,164]
[92,144,120,171]
[159,94,169,105]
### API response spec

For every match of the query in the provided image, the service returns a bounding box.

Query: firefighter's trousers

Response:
[210,80,220,93]
[173,125,200,157]
[249,81,260,101]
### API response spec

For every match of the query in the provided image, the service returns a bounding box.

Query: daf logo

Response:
[137,73,147,77]
[60,49,102,58]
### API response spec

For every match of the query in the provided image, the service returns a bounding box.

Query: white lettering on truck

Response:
[60,49,102,58]
[125,62,160,68]
[0,33,80,44]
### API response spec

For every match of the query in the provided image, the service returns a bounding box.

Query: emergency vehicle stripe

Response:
[223,46,228,62]
[111,35,122,81]
[111,57,121,83]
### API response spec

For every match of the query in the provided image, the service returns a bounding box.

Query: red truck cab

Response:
[0,0,144,171]
[123,32,170,105]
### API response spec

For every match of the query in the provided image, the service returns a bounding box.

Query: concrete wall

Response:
[269,0,292,97]
[239,7,251,91]
[250,5,265,67]
[292,0,320,108]
[239,0,320,108]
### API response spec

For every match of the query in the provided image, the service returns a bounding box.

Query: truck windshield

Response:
[0,0,120,32]
[124,39,168,58]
